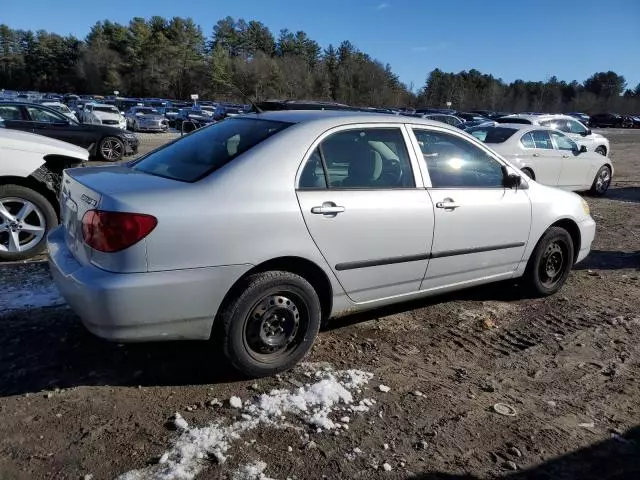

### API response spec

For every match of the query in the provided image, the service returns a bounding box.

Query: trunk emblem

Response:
[81,194,98,207]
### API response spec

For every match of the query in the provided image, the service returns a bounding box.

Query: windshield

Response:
[467,126,518,143]
[137,108,158,115]
[132,118,291,182]
[93,105,119,114]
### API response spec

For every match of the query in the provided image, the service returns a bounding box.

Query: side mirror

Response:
[501,165,523,189]
[582,128,591,136]
[579,145,588,153]
[181,120,197,136]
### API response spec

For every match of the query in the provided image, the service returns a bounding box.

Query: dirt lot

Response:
[0,129,639,480]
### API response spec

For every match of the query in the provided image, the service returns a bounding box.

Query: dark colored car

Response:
[0,102,138,161]
[589,113,624,128]
[622,115,640,128]
[567,112,591,126]
[456,112,490,122]
[174,107,216,131]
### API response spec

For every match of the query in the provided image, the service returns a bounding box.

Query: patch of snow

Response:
[382,463,392,471]
[173,413,188,431]
[117,364,373,480]
[232,461,275,480]
[0,266,65,315]
[378,384,391,393]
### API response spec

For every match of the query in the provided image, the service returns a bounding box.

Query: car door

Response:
[408,126,531,290]
[25,105,92,149]
[296,125,434,303]
[550,130,591,189]
[524,130,563,185]
[0,104,34,133]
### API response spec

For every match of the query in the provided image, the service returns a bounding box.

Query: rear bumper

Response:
[47,226,251,342]
[576,216,596,264]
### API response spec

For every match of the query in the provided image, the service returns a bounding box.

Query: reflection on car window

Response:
[467,127,517,143]
[132,118,291,182]
[26,106,63,123]
[520,132,535,148]
[413,129,504,188]
[530,130,553,149]
[567,120,587,134]
[0,105,23,121]
[550,131,577,151]
[303,128,414,189]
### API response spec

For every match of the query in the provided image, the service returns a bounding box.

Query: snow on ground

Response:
[0,264,65,315]
[231,461,275,480]
[117,364,374,480]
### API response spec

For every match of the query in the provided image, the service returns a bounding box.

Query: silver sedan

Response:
[48,111,596,377]
[125,107,169,132]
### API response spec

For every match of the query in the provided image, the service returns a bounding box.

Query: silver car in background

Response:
[125,107,169,132]
[48,111,596,377]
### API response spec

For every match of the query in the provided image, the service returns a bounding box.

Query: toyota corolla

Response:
[48,111,596,377]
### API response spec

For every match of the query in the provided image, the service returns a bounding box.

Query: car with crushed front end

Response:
[1,124,89,260]
[48,111,596,377]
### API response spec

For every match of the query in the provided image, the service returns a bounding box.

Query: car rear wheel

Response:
[520,168,535,180]
[594,146,607,156]
[99,136,124,162]
[0,185,57,261]
[523,226,574,297]
[589,165,612,196]
[219,271,321,377]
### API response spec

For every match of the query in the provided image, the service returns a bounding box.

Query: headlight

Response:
[581,198,590,216]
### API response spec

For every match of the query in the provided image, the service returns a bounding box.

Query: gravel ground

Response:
[0,129,638,480]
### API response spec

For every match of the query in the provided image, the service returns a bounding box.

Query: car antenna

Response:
[212,74,263,114]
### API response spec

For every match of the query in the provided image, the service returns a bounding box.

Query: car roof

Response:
[501,113,578,122]
[241,109,457,129]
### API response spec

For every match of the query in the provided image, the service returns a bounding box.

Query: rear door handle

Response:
[311,203,345,215]
[435,200,460,209]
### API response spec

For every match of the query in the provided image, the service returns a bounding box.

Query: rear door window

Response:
[520,132,535,148]
[0,105,24,121]
[530,130,554,149]
[132,118,291,182]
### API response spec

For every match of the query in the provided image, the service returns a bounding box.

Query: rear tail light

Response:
[82,210,157,253]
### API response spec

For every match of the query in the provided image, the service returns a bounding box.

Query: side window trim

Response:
[406,124,509,189]
[295,123,424,191]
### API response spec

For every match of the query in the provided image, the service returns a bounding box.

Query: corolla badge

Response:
[80,194,98,207]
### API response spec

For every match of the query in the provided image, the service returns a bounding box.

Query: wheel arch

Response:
[214,256,334,333]
[549,218,581,262]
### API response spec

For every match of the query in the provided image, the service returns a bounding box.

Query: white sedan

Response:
[467,124,613,195]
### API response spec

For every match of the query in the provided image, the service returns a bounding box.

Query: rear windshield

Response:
[495,117,531,125]
[467,126,517,143]
[132,118,291,182]
[93,106,119,113]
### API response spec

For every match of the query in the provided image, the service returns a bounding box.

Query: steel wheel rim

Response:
[596,168,611,193]
[101,138,122,160]
[539,241,566,288]
[0,197,46,253]
[244,292,307,363]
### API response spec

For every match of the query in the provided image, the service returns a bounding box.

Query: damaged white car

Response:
[0,126,89,260]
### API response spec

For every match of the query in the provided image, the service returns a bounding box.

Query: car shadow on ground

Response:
[411,425,640,479]
[325,281,526,332]
[606,186,640,204]
[575,250,640,271]
[0,306,244,397]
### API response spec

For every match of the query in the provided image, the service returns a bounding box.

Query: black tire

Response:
[594,146,607,156]
[0,184,57,261]
[523,227,574,297]
[219,271,321,377]
[589,165,612,196]
[520,168,535,180]
[98,136,125,162]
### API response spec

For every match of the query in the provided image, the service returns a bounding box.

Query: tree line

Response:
[1,17,639,113]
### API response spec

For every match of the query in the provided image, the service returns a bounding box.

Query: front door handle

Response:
[562,154,569,158]
[311,202,345,216]
[532,153,540,157]
[435,199,461,210]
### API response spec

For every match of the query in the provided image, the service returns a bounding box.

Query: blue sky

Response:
[3,0,640,91]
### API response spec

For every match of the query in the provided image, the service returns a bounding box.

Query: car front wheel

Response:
[590,165,612,196]
[0,185,57,261]
[219,271,322,377]
[523,227,574,297]
[99,136,124,162]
